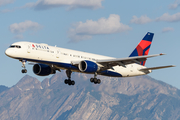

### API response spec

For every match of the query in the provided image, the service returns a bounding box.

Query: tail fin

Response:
[129,32,154,66]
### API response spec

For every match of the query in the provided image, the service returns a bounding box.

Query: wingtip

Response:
[160,53,166,55]
[166,65,176,68]
[171,65,176,67]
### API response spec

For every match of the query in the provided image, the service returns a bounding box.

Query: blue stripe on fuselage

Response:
[100,70,122,77]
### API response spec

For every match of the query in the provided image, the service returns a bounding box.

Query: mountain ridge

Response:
[0,72,179,120]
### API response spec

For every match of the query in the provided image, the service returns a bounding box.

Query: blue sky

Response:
[1,0,179,88]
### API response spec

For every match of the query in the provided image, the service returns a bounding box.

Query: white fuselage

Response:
[5,41,150,77]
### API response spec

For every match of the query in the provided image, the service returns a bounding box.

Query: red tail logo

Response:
[129,32,154,66]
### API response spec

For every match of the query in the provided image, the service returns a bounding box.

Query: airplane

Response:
[5,32,175,86]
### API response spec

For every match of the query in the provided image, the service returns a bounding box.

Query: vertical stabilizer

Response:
[129,32,154,66]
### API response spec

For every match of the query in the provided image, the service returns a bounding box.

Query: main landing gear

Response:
[64,70,101,86]
[90,72,101,84]
[21,60,27,73]
[64,70,75,86]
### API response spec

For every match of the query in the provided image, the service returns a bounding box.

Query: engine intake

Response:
[78,60,99,73]
[33,64,55,76]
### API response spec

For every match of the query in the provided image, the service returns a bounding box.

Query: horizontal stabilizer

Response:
[139,65,175,71]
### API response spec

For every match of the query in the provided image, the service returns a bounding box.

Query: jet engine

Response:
[33,64,55,76]
[78,60,100,73]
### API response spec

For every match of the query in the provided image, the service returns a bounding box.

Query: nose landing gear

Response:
[22,69,27,73]
[21,60,27,73]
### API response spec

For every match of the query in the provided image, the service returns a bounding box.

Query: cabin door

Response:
[56,49,61,58]
[27,44,31,53]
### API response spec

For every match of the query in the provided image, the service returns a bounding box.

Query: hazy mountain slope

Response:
[0,72,179,120]
[0,85,9,94]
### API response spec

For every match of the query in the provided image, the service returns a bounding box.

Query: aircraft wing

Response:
[96,53,165,68]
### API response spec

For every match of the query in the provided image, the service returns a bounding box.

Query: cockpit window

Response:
[9,45,21,48]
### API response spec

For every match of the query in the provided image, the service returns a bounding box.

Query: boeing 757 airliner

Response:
[5,32,174,85]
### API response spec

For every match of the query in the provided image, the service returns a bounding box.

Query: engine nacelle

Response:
[33,64,55,76]
[78,60,99,73]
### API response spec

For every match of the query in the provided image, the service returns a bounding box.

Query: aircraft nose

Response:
[5,48,14,57]
[5,49,10,56]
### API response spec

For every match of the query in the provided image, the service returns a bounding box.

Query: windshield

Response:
[9,45,21,48]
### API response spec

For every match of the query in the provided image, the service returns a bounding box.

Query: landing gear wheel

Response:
[90,78,94,83]
[67,80,75,86]
[71,81,75,85]
[64,79,68,84]
[21,69,27,73]
[94,78,98,84]
[64,78,75,86]
[65,70,75,86]
[90,78,101,84]
[20,60,27,74]
[68,81,72,85]
[97,79,101,84]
